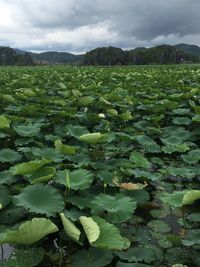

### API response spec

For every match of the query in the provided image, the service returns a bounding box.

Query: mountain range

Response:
[0,43,200,65]
[18,43,200,64]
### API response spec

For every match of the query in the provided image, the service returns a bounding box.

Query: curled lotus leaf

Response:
[11,158,50,175]
[79,133,104,144]
[1,218,58,245]
[79,216,100,244]
[60,213,81,243]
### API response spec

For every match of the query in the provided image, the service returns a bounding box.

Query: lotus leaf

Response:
[80,216,100,244]
[11,158,50,175]
[1,218,58,244]
[92,216,130,250]
[13,184,65,216]
[79,133,104,144]
[60,213,81,243]
[0,115,10,129]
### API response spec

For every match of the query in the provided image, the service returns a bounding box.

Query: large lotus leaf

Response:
[26,166,55,184]
[124,190,149,204]
[2,94,15,103]
[182,229,200,246]
[182,190,200,205]
[162,143,190,154]
[129,152,151,168]
[147,220,170,233]
[162,126,191,141]
[66,125,89,138]
[116,263,154,267]
[79,133,104,144]
[91,193,137,223]
[67,188,101,209]
[172,265,188,267]
[64,208,87,222]
[0,187,11,209]
[79,96,94,106]
[13,124,40,137]
[13,184,65,216]
[192,115,200,122]
[1,218,58,245]
[120,111,133,121]
[130,169,162,182]
[160,191,187,207]
[55,169,94,190]
[80,216,100,244]
[107,108,118,116]
[172,117,191,125]
[96,170,114,186]
[54,140,76,155]
[0,171,17,185]
[31,147,64,162]
[161,136,183,146]
[166,166,196,179]
[11,159,50,175]
[92,216,130,250]
[136,135,161,153]
[0,205,26,225]
[1,247,44,267]
[173,108,191,115]
[187,212,200,222]
[0,115,10,129]
[70,248,113,267]
[0,149,22,163]
[181,149,200,164]
[116,246,156,263]
[60,213,81,243]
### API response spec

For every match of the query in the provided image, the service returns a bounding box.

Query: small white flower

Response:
[98,113,105,118]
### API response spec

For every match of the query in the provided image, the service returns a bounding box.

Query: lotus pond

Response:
[0,65,200,267]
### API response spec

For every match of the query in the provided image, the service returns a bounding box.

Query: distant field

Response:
[0,65,200,266]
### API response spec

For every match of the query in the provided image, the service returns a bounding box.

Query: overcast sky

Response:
[0,0,200,53]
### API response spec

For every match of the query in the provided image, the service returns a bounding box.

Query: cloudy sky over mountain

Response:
[0,0,199,53]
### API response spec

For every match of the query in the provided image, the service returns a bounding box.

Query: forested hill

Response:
[175,43,200,59]
[84,45,199,65]
[0,47,34,66]
[29,51,84,64]
[1,44,199,66]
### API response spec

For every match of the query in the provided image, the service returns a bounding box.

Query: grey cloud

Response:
[1,0,200,52]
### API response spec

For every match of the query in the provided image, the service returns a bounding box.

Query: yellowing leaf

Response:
[60,213,81,243]
[55,140,76,155]
[0,115,10,129]
[113,178,148,191]
[79,216,100,244]
[79,133,103,144]
[182,190,200,205]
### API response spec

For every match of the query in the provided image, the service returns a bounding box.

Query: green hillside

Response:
[176,43,200,59]
[0,47,34,66]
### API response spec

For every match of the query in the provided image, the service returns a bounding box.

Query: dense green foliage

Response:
[0,65,200,266]
[0,47,34,66]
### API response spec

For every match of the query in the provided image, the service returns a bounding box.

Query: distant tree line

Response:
[83,45,199,65]
[0,44,199,66]
[0,47,34,66]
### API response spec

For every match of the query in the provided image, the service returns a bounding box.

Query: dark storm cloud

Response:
[0,0,200,52]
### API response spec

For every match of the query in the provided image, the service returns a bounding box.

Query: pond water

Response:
[0,244,12,261]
